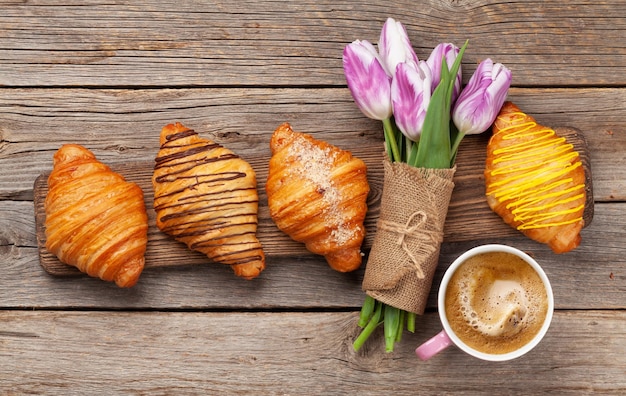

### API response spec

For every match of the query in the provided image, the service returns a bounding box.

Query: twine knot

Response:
[378,210,438,279]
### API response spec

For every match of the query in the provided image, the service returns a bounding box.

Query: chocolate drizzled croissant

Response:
[44,144,148,287]
[152,122,265,279]
[266,123,369,272]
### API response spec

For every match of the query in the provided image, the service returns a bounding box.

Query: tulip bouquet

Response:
[343,18,512,352]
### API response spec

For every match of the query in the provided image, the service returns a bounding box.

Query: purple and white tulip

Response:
[391,61,433,141]
[343,39,393,121]
[378,17,419,78]
[426,42,462,103]
[452,58,512,135]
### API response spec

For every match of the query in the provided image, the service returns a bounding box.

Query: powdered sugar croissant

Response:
[266,123,369,272]
[485,102,586,253]
[152,122,265,280]
[44,144,148,287]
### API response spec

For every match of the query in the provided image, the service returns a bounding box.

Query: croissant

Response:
[152,122,265,280]
[266,123,369,272]
[44,144,148,287]
[485,102,586,253]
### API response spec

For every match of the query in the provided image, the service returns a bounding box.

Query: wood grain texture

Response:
[31,127,593,277]
[2,200,624,311]
[0,87,624,202]
[0,2,625,393]
[0,310,624,395]
[1,1,625,87]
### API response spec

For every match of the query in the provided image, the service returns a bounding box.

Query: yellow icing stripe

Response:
[508,182,582,211]
[491,150,579,176]
[488,161,581,197]
[513,194,585,221]
[517,210,584,230]
[493,137,572,163]
[487,113,585,230]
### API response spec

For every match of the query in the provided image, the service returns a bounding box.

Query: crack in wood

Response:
[0,331,40,338]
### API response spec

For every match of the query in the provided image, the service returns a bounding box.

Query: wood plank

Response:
[31,127,593,276]
[1,310,624,394]
[1,1,626,87]
[2,200,624,310]
[0,2,624,393]
[0,87,624,202]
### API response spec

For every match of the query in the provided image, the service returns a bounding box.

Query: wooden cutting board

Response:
[33,127,594,277]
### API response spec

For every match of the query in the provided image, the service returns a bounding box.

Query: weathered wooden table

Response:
[1,1,624,394]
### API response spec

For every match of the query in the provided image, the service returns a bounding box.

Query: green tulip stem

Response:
[384,305,401,352]
[383,117,402,163]
[407,312,416,333]
[358,295,376,328]
[353,299,383,352]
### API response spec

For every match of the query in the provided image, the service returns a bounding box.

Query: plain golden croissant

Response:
[152,122,265,280]
[266,122,369,272]
[44,144,148,287]
[485,102,586,253]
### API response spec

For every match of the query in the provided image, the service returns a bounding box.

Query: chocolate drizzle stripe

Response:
[154,143,225,167]
[163,219,257,232]
[155,155,240,178]
[160,209,258,225]
[154,188,257,211]
[186,229,259,244]
[177,187,256,202]
[155,170,245,184]
[165,223,257,239]
[212,255,264,266]
[190,245,264,264]
[190,235,261,248]
[155,154,239,178]
[165,129,198,142]
[153,173,249,199]
[162,142,200,150]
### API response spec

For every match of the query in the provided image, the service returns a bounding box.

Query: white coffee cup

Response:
[415,244,554,361]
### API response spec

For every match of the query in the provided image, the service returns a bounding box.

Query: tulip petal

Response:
[453,58,512,135]
[343,40,392,120]
[427,43,462,103]
[391,61,432,141]
[379,18,419,77]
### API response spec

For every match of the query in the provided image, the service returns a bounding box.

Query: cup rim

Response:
[437,244,554,362]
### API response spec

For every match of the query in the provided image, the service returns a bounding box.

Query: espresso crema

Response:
[444,251,549,355]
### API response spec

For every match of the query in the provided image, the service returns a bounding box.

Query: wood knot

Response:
[0,128,8,153]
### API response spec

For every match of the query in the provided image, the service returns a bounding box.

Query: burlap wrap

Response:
[362,159,456,314]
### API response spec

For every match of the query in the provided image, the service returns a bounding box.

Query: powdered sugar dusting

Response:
[287,136,355,245]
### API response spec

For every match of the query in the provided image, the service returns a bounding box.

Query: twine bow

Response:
[378,210,441,279]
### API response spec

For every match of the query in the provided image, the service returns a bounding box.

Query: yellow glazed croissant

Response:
[485,102,586,253]
[266,123,369,272]
[44,144,148,287]
[152,122,265,280]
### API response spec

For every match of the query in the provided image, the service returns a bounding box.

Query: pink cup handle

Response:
[415,330,453,361]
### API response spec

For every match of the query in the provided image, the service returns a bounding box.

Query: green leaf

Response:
[414,40,469,169]
[446,40,468,110]
[449,121,463,166]
[414,81,451,168]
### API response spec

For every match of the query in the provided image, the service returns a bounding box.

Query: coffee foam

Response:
[445,251,549,355]
[459,268,532,337]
